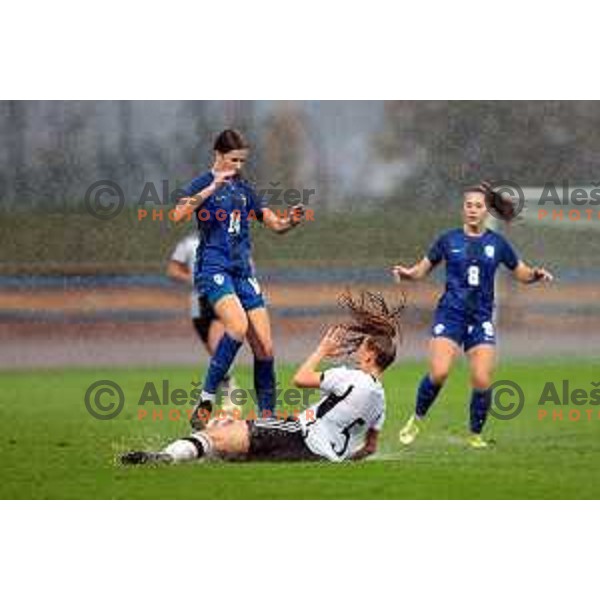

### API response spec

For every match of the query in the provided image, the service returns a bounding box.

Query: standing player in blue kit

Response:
[393,182,553,447]
[173,130,305,430]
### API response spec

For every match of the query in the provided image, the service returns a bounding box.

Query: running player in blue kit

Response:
[393,182,553,448]
[172,130,305,429]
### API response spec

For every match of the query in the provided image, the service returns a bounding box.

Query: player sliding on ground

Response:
[172,129,305,430]
[392,181,553,448]
[120,291,404,464]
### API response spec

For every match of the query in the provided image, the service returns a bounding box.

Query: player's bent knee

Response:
[227,320,248,341]
[471,374,492,390]
[430,367,450,386]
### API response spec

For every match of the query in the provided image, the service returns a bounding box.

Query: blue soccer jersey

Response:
[182,172,265,279]
[427,228,519,323]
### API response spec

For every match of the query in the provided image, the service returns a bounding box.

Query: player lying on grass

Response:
[120,291,404,464]
[172,129,306,431]
[392,181,553,448]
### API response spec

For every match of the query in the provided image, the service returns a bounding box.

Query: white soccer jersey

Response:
[298,366,386,462]
[170,234,200,318]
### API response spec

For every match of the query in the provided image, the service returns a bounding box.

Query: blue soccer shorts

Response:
[196,271,266,312]
[430,311,496,352]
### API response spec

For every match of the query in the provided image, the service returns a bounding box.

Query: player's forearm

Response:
[263,209,300,234]
[350,430,378,460]
[292,350,325,388]
[173,183,217,223]
[278,219,299,234]
[172,200,197,223]
[514,262,552,284]
[350,441,377,460]
[349,446,374,460]
[167,263,193,285]
[413,259,432,280]
[268,218,295,234]
[393,258,432,282]
[402,266,423,280]
[518,265,536,283]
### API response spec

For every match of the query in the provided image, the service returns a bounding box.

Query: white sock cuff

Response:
[190,431,214,457]
[201,391,216,403]
[164,439,198,462]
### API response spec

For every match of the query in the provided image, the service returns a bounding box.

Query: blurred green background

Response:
[2,100,600,276]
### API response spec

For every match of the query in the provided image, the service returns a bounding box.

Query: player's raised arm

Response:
[391,257,433,282]
[261,204,305,234]
[172,170,235,224]
[292,325,345,388]
[512,261,554,284]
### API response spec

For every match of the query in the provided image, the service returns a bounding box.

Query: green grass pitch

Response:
[1,359,599,499]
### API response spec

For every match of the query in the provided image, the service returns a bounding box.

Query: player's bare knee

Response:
[471,373,492,390]
[430,367,449,386]
[227,319,248,341]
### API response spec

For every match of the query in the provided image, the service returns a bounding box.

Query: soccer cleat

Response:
[399,415,421,445]
[120,451,173,465]
[190,399,213,431]
[467,434,489,449]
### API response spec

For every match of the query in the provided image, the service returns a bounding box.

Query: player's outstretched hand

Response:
[533,267,554,283]
[317,325,347,358]
[289,203,305,226]
[391,264,415,282]
[213,169,236,188]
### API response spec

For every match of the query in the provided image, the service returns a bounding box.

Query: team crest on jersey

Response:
[482,321,495,338]
[213,274,225,286]
[484,244,495,258]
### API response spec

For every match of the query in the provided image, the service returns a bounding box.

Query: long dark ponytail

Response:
[465,180,517,221]
[336,290,406,370]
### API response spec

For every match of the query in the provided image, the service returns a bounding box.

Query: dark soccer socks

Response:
[415,374,442,418]
[469,387,492,434]
[203,333,243,395]
[414,374,491,435]
[199,334,275,421]
[254,357,275,414]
